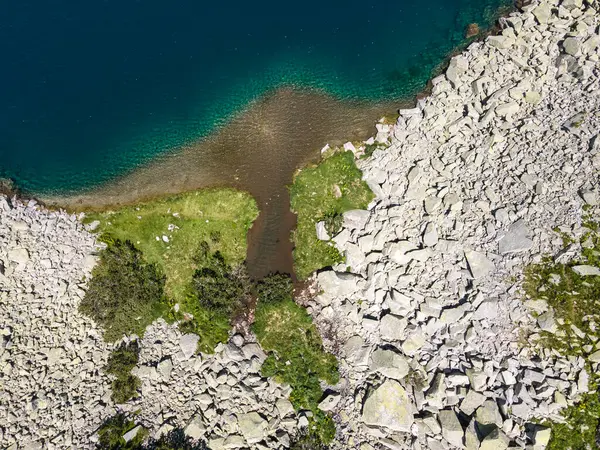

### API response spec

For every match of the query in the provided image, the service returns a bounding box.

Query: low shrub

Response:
[175,242,252,352]
[289,425,332,450]
[97,413,147,449]
[79,239,168,342]
[144,428,208,450]
[256,273,294,305]
[97,414,208,450]
[106,341,141,404]
[191,248,251,315]
[322,213,343,239]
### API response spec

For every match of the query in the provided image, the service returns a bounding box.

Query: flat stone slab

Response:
[180,333,199,360]
[498,219,533,255]
[362,380,415,432]
[572,265,600,276]
[465,250,495,279]
[237,412,267,445]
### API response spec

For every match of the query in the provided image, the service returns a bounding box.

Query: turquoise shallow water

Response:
[0,0,511,194]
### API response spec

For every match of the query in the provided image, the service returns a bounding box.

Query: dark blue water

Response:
[0,0,511,194]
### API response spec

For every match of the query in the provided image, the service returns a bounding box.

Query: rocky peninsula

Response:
[1,0,600,449]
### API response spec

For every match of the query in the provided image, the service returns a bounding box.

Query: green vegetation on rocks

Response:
[79,239,168,342]
[253,274,339,444]
[289,428,331,450]
[97,414,207,450]
[86,189,257,305]
[290,151,374,279]
[545,391,600,450]
[523,222,600,448]
[106,341,141,404]
[523,223,600,356]
[85,189,258,352]
[97,413,147,449]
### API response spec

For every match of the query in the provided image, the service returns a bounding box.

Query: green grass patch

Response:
[523,222,600,448]
[289,151,374,279]
[106,341,141,404]
[87,189,257,303]
[86,189,258,352]
[179,244,253,351]
[79,239,168,342]
[253,293,339,444]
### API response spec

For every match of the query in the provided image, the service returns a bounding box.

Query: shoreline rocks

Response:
[306,0,600,448]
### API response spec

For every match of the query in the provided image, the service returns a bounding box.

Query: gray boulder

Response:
[179,334,199,360]
[237,412,267,445]
[362,380,415,432]
[370,348,410,380]
[572,265,600,276]
[438,409,464,448]
[465,251,495,279]
[498,220,533,255]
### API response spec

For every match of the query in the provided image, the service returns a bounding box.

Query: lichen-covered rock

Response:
[361,380,415,432]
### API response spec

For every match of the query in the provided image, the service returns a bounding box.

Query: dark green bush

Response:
[256,273,293,305]
[97,414,208,450]
[192,249,251,314]
[289,417,334,449]
[106,341,140,375]
[105,341,141,404]
[97,413,147,449]
[144,428,208,450]
[79,239,168,342]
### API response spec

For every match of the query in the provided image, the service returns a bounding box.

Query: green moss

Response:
[253,296,339,444]
[97,414,208,450]
[79,239,168,342]
[361,143,386,159]
[290,151,374,279]
[86,189,258,352]
[523,223,600,448]
[106,341,141,404]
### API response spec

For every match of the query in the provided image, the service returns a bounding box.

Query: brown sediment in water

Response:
[43,87,404,278]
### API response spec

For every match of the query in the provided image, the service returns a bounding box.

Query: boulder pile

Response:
[308,0,600,448]
[0,198,112,448]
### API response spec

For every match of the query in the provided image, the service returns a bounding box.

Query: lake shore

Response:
[40,88,403,277]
